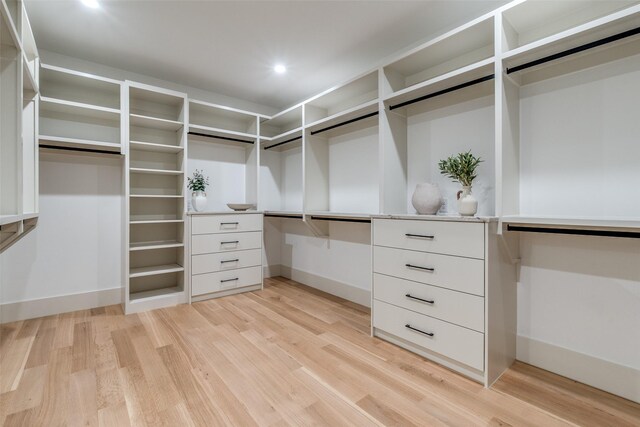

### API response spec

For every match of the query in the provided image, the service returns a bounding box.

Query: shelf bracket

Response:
[498,220,520,265]
[303,215,329,238]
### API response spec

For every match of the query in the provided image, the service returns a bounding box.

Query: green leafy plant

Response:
[438,151,482,187]
[187,169,210,192]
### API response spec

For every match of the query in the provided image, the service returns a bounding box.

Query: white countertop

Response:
[187,210,262,216]
[372,213,496,223]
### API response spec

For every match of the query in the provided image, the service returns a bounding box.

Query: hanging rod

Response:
[310,111,379,135]
[388,74,495,110]
[507,225,640,239]
[506,26,640,74]
[264,213,303,219]
[309,216,371,224]
[40,145,122,156]
[188,131,254,145]
[263,135,302,150]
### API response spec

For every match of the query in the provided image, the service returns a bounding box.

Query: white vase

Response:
[192,191,207,212]
[456,186,478,216]
[411,183,443,215]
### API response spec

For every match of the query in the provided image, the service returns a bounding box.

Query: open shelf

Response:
[22,55,37,97]
[130,113,183,131]
[129,167,183,175]
[130,219,184,224]
[130,240,184,251]
[39,135,121,153]
[129,140,184,153]
[129,85,185,122]
[129,194,183,199]
[305,71,378,125]
[189,99,259,135]
[261,127,303,151]
[383,15,494,94]
[502,4,640,85]
[260,129,303,212]
[188,124,256,145]
[261,105,303,139]
[129,286,183,302]
[306,100,378,138]
[130,264,184,278]
[40,63,120,110]
[40,96,120,120]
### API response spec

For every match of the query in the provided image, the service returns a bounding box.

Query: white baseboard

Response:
[263,264,282,278]
[1,287,122,323]
[517,335,640,404]
[278,265,371,308]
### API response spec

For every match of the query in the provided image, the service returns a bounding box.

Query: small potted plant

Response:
[187,169,210,212]
[438,151,482,216]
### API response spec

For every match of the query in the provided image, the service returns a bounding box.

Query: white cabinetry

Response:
[372,216,516,385]
[189,212,264,301]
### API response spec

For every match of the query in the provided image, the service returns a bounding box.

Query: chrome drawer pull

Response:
[221,222,239,225]
[221,240,239,245]
[405,263,435,272]
[405,294,434,304]
[405,324,434,337]
[220,278,239,283]
[405,233,434,239]
[220,259,239,264]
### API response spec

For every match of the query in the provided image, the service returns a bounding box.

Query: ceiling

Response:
[25,0,508,110]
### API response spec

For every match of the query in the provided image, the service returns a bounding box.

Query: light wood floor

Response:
[1,277,639,426]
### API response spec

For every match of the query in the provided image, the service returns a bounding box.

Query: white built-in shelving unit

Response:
[38,64,122,153]
[1,0,39,251]
[187,100,261,212]
[259,105,304,214]
[124,82,188,313]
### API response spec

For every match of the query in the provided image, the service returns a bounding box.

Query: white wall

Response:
[1,151,122,319]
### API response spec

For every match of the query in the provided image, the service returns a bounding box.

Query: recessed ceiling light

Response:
[81,0,100,9]
[274,64,287,74]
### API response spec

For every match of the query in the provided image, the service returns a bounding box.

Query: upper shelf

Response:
[130,114,183,131]
[383,15,494,94]
[189,99,259,136]
[40,96,120,123]
[261,105,303,139]
[261,127,303,151]
[502,4,640,84]
[129,84,186,124]
[306,100,379,138]
[188,124,256,146]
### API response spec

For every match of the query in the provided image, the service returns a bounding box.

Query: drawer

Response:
[192,214,263,235]
[191,231,262,255]
[373,246,484,296]
[373,219,484,259]
[373,300,484,371]
[192,266,262,296]
[373,274,484,332]
[192,249,262,275]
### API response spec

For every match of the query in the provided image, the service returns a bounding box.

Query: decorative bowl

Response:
[227,203,255,211]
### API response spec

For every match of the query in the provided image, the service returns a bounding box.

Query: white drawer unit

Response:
[192,249,262,275]
[192,213,263,235]
[373,219,485,259]
[373,246,485,296]
[373,274,484,332]
[192,231,262,255]
[189,213,264,301]
[371,217,516,387]
[192,266,262,297]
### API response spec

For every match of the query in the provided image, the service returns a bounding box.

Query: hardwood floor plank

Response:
[2,277,638,427]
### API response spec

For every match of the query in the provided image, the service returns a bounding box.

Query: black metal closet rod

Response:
[507,225,640,239]
[264,214,303,219]
[188,131,254,145]
[388,74,495,110]
[506,26,640,74]
[309,216,371,224]
[40,145,122,156]
[263,135,302,150]
[310,111,379,136]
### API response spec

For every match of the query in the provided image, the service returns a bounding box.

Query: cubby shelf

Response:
[40,96,120,121]
[130,240,184,251]
[130,219,184,225]
[129,167,183,175]
[129,286,183,302]
[188,123,256,144]
[129,194,184,199]
[306,100,378,135]
[39,135,121,152]
[129,263,184,278]
[129,140,183,153]
[130,113,183,131]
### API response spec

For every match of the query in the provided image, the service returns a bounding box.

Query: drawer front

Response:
[192,214,263,235]
[373,246,484,296]
[192,266,262,296]
[373,219,484,259]
[373,300,484,371]
[191,231,262,255]
[373,274,484,332]
[192,249,262,275]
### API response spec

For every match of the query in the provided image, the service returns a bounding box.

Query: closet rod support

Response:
[506,26,640,74]
[388,74,495,110]
[310,111,379,135]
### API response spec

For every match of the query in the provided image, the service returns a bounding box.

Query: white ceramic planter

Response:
[192,191,207,212]
[456,186,478,216]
